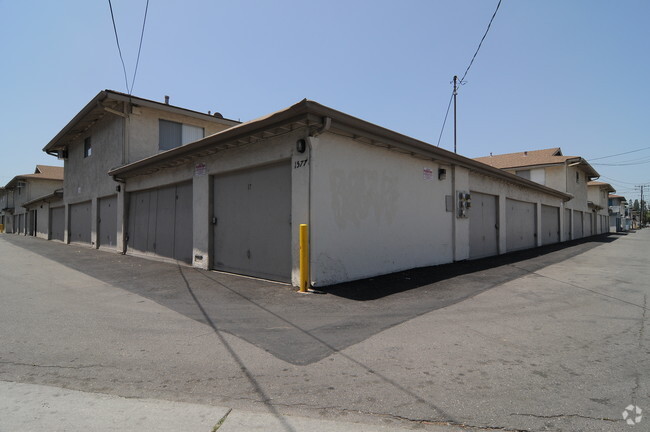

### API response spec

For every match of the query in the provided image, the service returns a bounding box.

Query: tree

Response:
[633,199,640,211]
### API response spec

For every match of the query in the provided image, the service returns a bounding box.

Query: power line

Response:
[108,0,129,93]
[593,157,650,167]
[436,89,454,147]
[437,0,503,151]
[589,145,650,162]
[459,0,503,85]
[129,0,150,95]
[600,175,650,186]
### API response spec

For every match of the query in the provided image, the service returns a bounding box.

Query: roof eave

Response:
[108,99,572,201]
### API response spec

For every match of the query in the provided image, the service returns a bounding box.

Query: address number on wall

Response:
[294,159,309,169]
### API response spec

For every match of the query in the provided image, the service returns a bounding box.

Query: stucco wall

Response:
[127,106,233,163]
[309,132,454,286]
[64,114,123,205]
[124,129,299,272]
[564,165,589,211]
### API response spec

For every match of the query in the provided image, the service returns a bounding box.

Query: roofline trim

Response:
[43,90,239,152]
[109,99,572,200]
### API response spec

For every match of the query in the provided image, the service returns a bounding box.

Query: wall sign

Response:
[194,163,207,176]
[423,167,434,180]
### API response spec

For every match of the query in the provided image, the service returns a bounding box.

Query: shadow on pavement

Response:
[1,233,620,366]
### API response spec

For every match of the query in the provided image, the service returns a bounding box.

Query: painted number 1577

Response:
[294,159,309,169]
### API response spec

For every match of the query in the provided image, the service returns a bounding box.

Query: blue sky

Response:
[1,1,648,201]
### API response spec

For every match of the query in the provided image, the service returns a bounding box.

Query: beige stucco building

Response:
[106,99,574,286]
[1,166,64,236]
[475,148,608,240]
[42,90,238,250]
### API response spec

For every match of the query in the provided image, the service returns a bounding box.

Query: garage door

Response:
[572,210,583,239]
[98,195,117,250]
[69,201,92,244]
[17,214,25,235]
[506,199,536,252]
[50,206,65,241]
[541,205,560,245]
[584,213,593,237]
[469,192,498,259]
[213,161,291,282]
[564,209,571,240]
[127,182,193,263]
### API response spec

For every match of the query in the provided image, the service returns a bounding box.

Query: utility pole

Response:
[453,75,458,154]
[642,185,645,228]
[634,184,648,228]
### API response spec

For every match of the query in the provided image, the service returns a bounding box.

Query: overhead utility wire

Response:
[436,0,502,147]
[458,0,503,86]
[436,90,454,147]
[588,145,650,162]
[129,0,150,95]
[108,0,130,93]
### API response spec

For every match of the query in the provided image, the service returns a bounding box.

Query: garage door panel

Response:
[50,207,65,241]
[469,192,498,259]
[69,201,91,244]
[541,205,560,245]
[214,161,291,282]
[214,170,250,269]
[506,199,536,252]
[154,186,176,258]
[573,211,583,239]
[98,195,117,249]
[129,191,150,254]
[127,182,192,263]
[173,182,193,264]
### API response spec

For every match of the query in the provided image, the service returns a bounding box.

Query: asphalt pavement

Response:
[0,230,648,431]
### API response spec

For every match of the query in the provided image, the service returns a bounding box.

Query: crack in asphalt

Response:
[0,360,105,370]
[510,412,620,422]
[263,400,529,432]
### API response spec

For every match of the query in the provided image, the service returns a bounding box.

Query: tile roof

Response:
[588,180,616,192]
[474,147,599,177]
[4,165,64,188]
[473,147,574,169]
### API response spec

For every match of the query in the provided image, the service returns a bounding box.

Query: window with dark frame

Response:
[84,137,92,158]
[158,119,204,151]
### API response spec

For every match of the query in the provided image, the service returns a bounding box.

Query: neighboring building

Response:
[608,194,628,232]
[106,99,575,286]
[0,187,12,232]
[474,148,601,241]
[42,90,238,250]
[2,165,64,236]
[587,181,615,235]
[22,189,65,241]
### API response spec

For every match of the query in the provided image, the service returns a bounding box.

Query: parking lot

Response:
[1,231,648,431]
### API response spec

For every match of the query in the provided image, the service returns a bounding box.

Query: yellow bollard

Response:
[299,224,309,293]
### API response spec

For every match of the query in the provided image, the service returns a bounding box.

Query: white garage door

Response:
[469,192,498,259]
[213,161,292,282]
[573,210,584,239]
[541,205,560,245]
[506,199,536,252]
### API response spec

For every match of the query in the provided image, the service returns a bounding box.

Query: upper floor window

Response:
[159,119,204,151]
[84,137,92,158]
[576,172,580,183]
[515,169,531,180]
